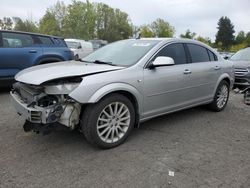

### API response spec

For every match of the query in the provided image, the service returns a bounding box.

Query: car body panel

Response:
[69,67,144,113]
[0,45,43,77]
[15,61,125,85]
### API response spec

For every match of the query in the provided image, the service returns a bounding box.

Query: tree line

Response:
[0,1,249,52]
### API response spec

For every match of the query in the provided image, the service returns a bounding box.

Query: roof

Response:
[0,30,64,39]
[140,37,200,43]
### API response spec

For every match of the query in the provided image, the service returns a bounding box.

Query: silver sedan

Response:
[11,38,234,148]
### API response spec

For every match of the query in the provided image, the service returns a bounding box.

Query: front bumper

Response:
[10,91,43,123]
[234,76,250,88]
[11,90,81,129]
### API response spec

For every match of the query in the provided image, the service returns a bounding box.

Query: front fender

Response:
[70,82,143,114]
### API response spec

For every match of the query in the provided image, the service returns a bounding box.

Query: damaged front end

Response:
[10,81,81,134]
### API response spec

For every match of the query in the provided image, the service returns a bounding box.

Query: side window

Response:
[53,38,67,47]
[187,44,210,63]
[207,50,217,61]
[155,43,187,65]
[38,36,53,45]
[2,32,34,48]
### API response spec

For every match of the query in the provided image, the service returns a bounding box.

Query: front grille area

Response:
[29,111,42,123]
[234,68,249,77]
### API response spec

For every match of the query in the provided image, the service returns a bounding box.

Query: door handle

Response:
[214,66,221,70]
[29,50,37,53]
[183,69,192,74]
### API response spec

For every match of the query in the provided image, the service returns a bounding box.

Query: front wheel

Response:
[74,54,79,60]
[81,94,135,149]
[208,80,229,111]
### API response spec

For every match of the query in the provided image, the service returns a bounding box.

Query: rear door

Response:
[185,43,221,102]
[42,37,73,61]
[0,31,42,78]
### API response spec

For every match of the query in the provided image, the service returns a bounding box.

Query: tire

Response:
[75,54,79,60]
[244,90,250,105]
[208,80,229,112]
[81,94,135,149]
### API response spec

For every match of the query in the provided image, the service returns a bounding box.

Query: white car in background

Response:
[65,39,93,60]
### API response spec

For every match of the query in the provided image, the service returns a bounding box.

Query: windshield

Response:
[66,41,79,49]
[231,48,250,61]
[82,39,159,67]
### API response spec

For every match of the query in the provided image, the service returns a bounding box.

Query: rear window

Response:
[2,32,34,48]
[53,38,67,47]
[38,36,54,45]
[207,50,217,61]
[187,44,210,63]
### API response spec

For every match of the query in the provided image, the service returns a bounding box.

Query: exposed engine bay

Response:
[11,82,81,131]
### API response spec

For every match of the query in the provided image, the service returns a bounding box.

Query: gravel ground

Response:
[0,90,250,188]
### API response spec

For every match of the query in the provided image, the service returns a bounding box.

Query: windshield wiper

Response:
[92,60,114,66]
[79,59,92,63]
[79,59,115,66]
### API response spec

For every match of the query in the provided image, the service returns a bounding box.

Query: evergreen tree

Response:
[215,16,235,50]
[180,29,196,39]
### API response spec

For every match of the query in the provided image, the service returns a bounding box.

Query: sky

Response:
[0,0,249,41]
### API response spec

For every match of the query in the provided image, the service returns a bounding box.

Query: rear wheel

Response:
[81,94,135,149]
[208,80,229,111]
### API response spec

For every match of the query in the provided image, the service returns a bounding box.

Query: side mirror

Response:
[78,45,82,49]
[149,56,175,69]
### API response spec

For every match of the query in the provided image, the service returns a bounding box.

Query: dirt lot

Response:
[0,90,250,188]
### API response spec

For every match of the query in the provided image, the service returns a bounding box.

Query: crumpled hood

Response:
[15,61,125,85]
[232,60,250,68]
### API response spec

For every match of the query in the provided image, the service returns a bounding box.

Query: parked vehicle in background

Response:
[0,30,74,87]
[65,39,93,60]
[219,51,234,59]
[89,39,108,50]
[10,38,234,149]
[230,47,250,89]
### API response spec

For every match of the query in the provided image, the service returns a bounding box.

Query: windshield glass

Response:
[66,41,79,49]
[83,40,160,67]
[231,48,250,61]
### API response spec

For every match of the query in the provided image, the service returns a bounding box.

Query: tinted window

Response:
[38,36,53,45]
[207,50,217,61]
[2,32,34,48]
[187,44,210,63]
[53,38,67,47]
[156,43,187,64]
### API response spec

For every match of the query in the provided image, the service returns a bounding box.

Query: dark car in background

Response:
[231,47,250,89]
[0,30,74,87]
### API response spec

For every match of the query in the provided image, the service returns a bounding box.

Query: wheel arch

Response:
[80,83,143,127]
[213,74,232,96]
[100,90,140,127]
[34,55,64,65]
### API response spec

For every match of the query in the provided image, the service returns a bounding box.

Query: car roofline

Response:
[0,30,64,39]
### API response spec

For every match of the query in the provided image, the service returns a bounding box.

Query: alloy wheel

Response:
[216,84,229,109]
[97,102,131,143]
